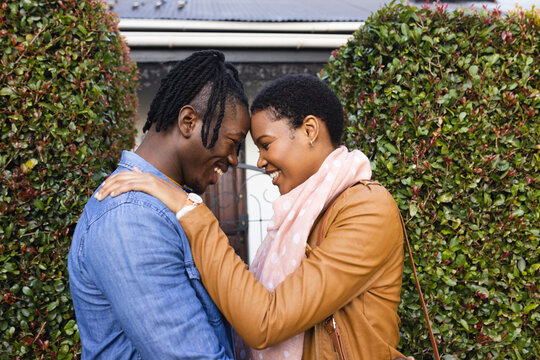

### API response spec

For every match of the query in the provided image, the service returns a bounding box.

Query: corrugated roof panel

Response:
[108,0,388,22]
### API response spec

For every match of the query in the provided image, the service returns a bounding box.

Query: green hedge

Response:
[322,2,539,359]
[0,0,138,357]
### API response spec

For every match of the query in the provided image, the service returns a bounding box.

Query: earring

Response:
[310,139,314,147]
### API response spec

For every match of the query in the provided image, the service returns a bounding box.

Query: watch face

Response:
[187,192,203,204]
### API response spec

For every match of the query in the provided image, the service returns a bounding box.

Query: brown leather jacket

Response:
[180,181,405,359]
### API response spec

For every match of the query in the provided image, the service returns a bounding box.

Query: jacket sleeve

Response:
[179,185,403,349]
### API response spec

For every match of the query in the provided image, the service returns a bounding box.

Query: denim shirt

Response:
[68,151,235,359]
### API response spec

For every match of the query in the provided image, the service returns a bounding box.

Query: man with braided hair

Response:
[68,50,250,359]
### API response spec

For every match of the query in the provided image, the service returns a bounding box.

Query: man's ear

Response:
[302,115,320,144]
[177,105,199,138]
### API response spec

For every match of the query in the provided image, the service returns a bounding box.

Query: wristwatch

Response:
[175,192,203,220]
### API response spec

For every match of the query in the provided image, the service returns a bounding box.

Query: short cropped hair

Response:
[250,74,344,145]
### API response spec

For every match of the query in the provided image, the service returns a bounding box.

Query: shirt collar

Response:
[118,151,185,190]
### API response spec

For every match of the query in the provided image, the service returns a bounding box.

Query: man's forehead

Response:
[222,104,250,136]
[220,121,249,138]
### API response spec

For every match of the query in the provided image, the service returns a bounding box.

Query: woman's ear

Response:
[302,115,320,146]
[177,105,198,138]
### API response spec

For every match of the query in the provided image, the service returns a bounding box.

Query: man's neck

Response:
[135,133,184,186]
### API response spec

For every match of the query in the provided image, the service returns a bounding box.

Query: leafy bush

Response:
[0,0,138,357]
[322,2,539,359]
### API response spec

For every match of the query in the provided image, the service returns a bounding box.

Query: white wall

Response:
[244,133,280,264]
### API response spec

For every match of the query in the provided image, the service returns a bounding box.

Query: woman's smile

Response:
[268,170,281,183]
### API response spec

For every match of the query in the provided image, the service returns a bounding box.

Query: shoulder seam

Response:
[86,193,180,231]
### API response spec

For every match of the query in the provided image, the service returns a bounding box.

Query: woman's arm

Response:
[180,184,404,349]
[96,168,188,213]
[96,173,404,349]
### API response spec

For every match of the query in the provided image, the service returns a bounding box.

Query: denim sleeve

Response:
[84,201,232,359]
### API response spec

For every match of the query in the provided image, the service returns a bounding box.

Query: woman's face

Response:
[251,109,320,194]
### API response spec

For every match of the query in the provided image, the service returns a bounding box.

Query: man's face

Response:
[183,102,250,194]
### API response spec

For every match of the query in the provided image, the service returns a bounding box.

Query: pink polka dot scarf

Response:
[242,146,372,360]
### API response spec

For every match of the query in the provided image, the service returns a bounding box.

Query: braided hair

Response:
[143,50,248,148]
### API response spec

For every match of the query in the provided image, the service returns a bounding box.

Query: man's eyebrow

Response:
[230,130,247,138]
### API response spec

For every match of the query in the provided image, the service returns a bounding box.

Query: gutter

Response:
[118,19,364,33]
[121,31,354,49]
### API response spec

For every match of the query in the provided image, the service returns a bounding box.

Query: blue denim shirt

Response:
[68,151,235,359]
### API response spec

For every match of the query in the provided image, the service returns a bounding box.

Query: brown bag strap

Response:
[398,213,441,360]
[324,316,347,360]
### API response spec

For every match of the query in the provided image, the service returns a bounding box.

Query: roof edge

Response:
[121,31,354,49]
[119,19,364,33]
